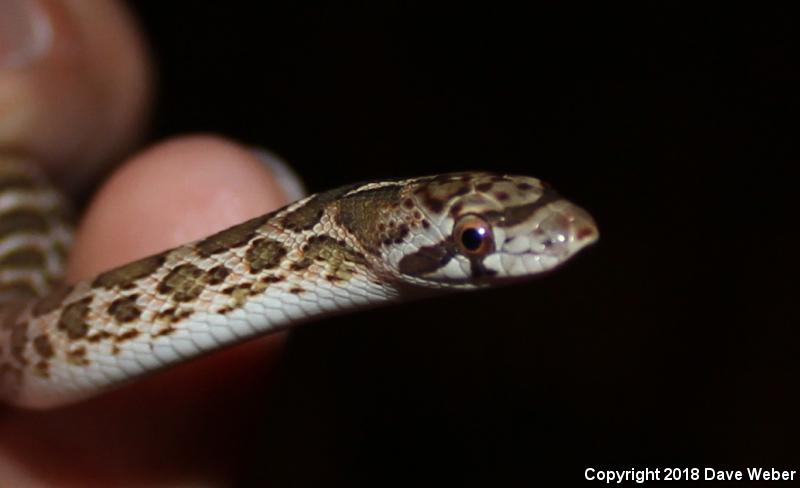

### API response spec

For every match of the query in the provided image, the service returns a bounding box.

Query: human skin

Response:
[0,1,294,485]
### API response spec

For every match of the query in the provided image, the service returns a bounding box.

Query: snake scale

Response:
[0,157,598,409]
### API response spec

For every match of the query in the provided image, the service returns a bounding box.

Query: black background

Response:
[127,3,798,486]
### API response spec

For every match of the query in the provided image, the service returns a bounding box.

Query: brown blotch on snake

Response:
[93,253,167,290]
[245,238,288,273]
[220,283,255,311]
[281,184,359,231]
[0,248,46,269]
[0,209,49,239]
[115,329,140,342]
[33,334,54,358]
[157,264,206,303]
[289,260,311,272]
[222,283,250,296]
[195,214,272,256]
[398,243,454,276]
[415,178,470,214]
[107,295,141,324]
[86,330,112,343]
[153,326,176,338]
[57,297,93,340]
[475,182,494,192]
[206,265,231,285]
[298,235,367,282]
[66,346,89,366]
[395,224,410,241]
[156,307,180,322]
[156,307,192,324]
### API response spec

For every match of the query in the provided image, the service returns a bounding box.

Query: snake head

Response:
[392,173,598,288]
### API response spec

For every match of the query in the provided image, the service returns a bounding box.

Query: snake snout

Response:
[564,204,599,245]
[536,202,598,257]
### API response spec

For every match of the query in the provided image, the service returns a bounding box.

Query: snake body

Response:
[0,158,598,409]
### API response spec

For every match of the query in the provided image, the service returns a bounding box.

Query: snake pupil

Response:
[461,228,485,251]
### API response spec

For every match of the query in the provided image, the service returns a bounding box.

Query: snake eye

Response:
[454,215,494,256]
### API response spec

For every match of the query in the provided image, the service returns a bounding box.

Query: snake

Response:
[0,157,598,409]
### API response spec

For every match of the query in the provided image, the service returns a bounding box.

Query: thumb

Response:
[0,0,151,192]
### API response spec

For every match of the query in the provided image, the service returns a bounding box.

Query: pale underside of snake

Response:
[0,157,598,409]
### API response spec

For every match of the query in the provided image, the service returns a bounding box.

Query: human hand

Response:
[0,1,302,485]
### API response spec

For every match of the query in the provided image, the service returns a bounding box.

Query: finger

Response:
[0,0,151,192]
[0,135,304,486]
[67,134,301,280]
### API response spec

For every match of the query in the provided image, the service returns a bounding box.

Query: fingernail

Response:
[251,148,307,202]
[0,0,52,70]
